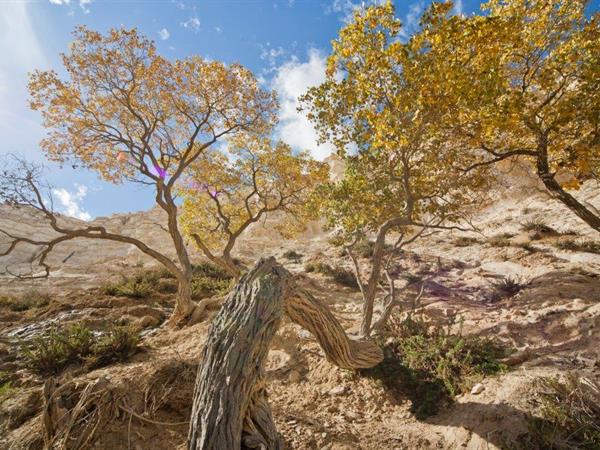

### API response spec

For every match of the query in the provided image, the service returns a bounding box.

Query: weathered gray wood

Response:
[188,257,289,450]
[188,257,384,450]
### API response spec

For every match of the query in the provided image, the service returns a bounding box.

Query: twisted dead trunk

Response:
[188,257,383,449]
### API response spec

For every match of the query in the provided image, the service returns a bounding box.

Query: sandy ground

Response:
[0,176,599,449]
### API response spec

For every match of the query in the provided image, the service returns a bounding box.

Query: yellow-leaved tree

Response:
[4,27,277,324]
[302,3,489,336]
[179,133,329,278]
[419,0,600,230]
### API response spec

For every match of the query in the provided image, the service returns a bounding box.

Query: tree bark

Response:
[188,258,290,450]
[536,136,600,232]
[188,258,383,449]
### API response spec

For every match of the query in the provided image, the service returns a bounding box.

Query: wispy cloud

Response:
[453,0,464,15]
[260,43,285,67]
[53,184,92,221]
[325,0,385,23]
[158,28,170,40]
[0,3,47,160]
[270,49,335,161]
[48,0,93,14]
[398,1,425,40]
[181,16,200,32]
[214,26,222,33]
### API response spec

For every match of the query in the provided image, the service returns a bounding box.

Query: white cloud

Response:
[326,0,385,23]
[181,16,200,31]
[158,28,170,40]
[214,26,222,33]
[53,184,92,221]
[271,49,335,161]
[398,1,425,40]
[48,0,92,13]
[453,0,464,15]
[260,44,285,67]
[0,3,47,160]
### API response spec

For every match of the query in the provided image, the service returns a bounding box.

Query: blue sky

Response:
[0,0,598,219]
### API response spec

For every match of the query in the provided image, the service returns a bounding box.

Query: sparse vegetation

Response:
[488,277,525,302]
[0,290,51,312]
[282,250,303,263]
[487,233,514,248]
[555,239,600,255]
[516,242,539,253]
[23,323,140,375]
[362,316,508,418]
[304,261,359,289]
[526,374,600,450]
[100,263,233,299]
[0,371,13,402]
[191,277,231,300]
[454,236,480,247]
[521,220,556,235]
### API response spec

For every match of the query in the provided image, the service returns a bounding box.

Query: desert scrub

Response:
[521,219,556,234]
[454,236,480,247]
[282,250,303,263]
[555,239,600,255]
[23,323,140,375]
[487,233,514,248]
[362,317,508,418]
[304,261,359,289]
[488,276,525,302]
[526,374,600,450]
[191,277,231,300]
[0,290,51,312]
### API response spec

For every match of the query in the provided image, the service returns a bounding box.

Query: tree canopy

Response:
[179,134,328,277]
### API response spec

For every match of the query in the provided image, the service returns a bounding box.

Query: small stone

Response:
[471,383,485,395]
[297,329,313,340]
[288,370,301,383]
[328,385,347,396]
[321,432,327,438]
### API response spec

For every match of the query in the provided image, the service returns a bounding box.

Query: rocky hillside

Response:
[0,166,599,449]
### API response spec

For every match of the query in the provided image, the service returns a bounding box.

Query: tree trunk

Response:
[286,290,384,369]
[188,258,290,450]
[167,274,196,327]
[537,136,600,232]
[188,258,383,449]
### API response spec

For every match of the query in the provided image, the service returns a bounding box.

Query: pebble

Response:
[288,370,301,383]
[471,383,485,395]
[328,385,347,396]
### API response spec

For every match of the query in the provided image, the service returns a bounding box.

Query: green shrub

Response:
[0,290,51,312]
[23,323,140,375]
[192,261,232,280]
[101,278,153,298]
[191,277,231,300]
[0,380,13,402]
[23,323,94,374]
[88,326,141,369]
[361,317,508,419]
[555,239,600,255]
[526,374,600,450]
